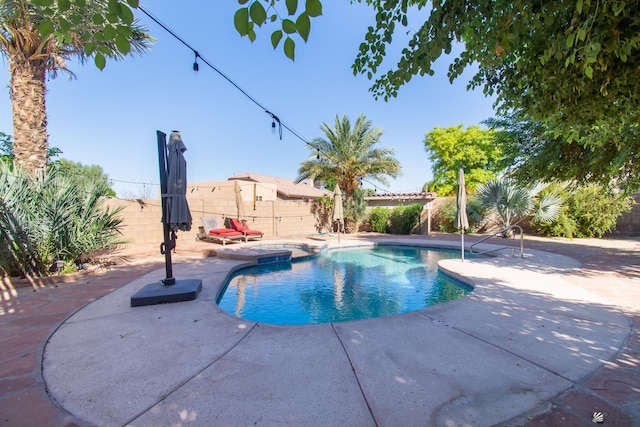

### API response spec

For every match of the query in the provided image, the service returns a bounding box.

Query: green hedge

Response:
[389,204,423,234]
[367,207,391,233]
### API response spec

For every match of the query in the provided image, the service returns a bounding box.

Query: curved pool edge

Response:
[41,237,633,427]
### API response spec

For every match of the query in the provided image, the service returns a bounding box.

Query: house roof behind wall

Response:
[229,173,331,199]
[365,192,437,202]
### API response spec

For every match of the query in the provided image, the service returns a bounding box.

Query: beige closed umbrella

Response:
[234,180,247,220]
[455,168,470,261]
[333,184,344,243]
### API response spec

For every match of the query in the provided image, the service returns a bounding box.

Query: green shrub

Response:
[344,189,367,233]
[533,184,633,238]
[389,204,423,234]
[437,200,458,233]
[436,197,483,233]
[367,207,391,233]
[311,194,334,233]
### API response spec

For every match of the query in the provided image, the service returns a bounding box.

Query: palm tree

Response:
[0,0,152,175]
[299,115,402,199]
[477,179,563,236]
[298,114,402,231]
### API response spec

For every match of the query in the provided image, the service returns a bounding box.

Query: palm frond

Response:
[299,114,401,201]
[533,192,564,223]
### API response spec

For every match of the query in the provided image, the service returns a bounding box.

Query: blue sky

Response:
[0,1,496,197]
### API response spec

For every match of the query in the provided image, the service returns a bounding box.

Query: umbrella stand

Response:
[130,131,202,307]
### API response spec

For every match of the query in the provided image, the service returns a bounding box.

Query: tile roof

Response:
[365,191,437,200]
[229,173,331,199]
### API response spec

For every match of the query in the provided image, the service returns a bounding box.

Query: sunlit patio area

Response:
[1,233,639,426]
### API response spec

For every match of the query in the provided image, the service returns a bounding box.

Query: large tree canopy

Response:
[424,125,500,196]
[352,1,640,127]
[234,0,639,189]
[24,0,144,69]
[43,0,640,130]
[485,112,640,193]
[40,1,640,190]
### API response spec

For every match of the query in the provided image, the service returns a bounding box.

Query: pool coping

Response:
[40,237,634,426]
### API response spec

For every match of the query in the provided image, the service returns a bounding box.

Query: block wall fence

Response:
[105,192,639,249]
[616,192,640,235]
[104,192,322,249]
[105,194,452,248]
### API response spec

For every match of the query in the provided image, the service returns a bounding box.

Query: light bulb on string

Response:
[265,110,283,140]
[193,51,200,72]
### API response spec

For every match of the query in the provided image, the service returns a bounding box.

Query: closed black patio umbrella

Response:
[165,131,192,233]
[130,131,202,307]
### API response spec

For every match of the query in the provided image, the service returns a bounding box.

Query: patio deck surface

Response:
[1,233,638,426]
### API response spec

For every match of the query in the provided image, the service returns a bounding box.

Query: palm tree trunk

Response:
[9,54,49,176]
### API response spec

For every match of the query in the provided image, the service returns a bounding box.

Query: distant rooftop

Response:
[229,173,331,199]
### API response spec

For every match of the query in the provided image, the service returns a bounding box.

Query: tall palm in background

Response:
[0,0,152,175]
[298,114,402,231]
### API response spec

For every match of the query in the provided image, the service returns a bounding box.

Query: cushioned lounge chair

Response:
[197,217,244,245]
[229,218,264,241]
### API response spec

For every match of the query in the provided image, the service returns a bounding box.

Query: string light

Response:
[137,5,300,144]
[265,110,282,140]
[193,51,199,72]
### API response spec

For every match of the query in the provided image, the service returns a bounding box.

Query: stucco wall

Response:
[105,193,321,249]
[615,192,640,235]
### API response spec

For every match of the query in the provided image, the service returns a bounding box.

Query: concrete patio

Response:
[1,233,639,426]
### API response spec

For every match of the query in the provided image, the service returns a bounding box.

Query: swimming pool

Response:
[217,245,473,325]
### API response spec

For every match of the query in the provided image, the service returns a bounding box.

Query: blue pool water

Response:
[217,245,473,325]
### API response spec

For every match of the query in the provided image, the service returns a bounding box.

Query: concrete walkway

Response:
[1,234,638,426]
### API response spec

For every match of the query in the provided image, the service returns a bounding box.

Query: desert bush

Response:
[436,197,484,233]
[533,184,633,238]
[311,194,334,233]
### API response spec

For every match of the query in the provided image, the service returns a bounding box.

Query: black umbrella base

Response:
[130,279,203,307]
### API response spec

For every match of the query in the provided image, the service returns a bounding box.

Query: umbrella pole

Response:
[461,228,465,262]
[157,131,175,286]
[130,130,202,307]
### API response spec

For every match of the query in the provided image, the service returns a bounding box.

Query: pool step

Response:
[212,243,325,264]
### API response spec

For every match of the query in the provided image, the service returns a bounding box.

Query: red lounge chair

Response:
[197,217,244,245]
[229,218,264,241]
